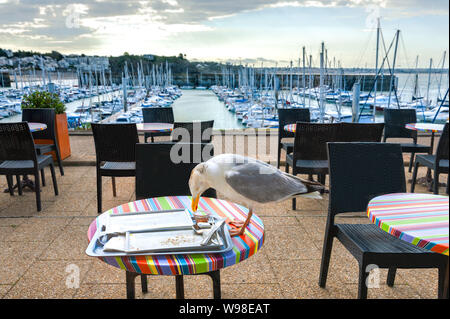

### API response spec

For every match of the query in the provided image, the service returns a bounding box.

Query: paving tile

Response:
[4,260,91,299]
[0,241,51,284]
[39,226,91,261]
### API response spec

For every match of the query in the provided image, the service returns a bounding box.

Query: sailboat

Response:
[180,68,194,89]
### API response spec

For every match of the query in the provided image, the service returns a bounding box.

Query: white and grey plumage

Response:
[189,154,324,236]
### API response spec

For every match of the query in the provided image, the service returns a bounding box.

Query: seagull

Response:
[189,154,324,237]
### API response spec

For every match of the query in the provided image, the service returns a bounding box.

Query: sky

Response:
[0,0,448,68]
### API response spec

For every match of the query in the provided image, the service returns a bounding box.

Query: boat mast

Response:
[319,42,325,122]
[387,29,400,109]
[425,58,433,108]
[372,18,380,121]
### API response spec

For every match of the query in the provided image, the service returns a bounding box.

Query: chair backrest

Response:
[0,122,37,162]
[135,142,216,200]
[22,108,57,142]
[436,123,449,161]
[172,120,215,143]
[327,142,406,220]
[383,108,417,141]
[91,123,139,163]
[142,107,174,124]
[278,108,311,140]
[293,122,342,160]
[340,123,385,142]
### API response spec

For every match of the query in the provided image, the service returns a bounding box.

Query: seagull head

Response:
[189,163,210,212]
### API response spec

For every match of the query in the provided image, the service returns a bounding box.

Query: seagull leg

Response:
[229,209,253,237]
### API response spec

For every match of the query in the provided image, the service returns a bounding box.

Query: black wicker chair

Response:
[286,122,386,210]
[171,120,214,143]
[319,142,448,299]
[286,123,341,210]
[383,109,431,172]
[22,108,64,176]
[142,107,174,143]
[0,122,58,211]
[91,123,139,214]
[340,122,385,142]
[411,123,449,195]
[132,142,218,299]
[277,108,311,169]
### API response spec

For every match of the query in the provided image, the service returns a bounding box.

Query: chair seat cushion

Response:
[35,143,55,154]
[0,155,53,172]
[416,155,449,170]
[101,161,136,170]
[399,143,430,153]
[286,154,328,173]
[281,142,294,152]
[337,224,434,254]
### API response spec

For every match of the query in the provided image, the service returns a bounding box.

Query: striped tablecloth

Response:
[405,123,445,133]
[87,196,265,275]
[367,193,449,255]
[28,122,47,132]
[136,123,173,133]
[284,124,296,133]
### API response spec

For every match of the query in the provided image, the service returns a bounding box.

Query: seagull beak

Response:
[191,195,200,212]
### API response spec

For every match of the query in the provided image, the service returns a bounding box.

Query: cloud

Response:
[0,0,447,55]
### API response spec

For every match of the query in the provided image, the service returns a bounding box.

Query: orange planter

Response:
[35,112,71,160]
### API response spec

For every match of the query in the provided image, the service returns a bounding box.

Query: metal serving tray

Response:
[86,209,233,257]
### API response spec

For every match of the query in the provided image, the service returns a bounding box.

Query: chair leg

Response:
[34,171,41,212]
[386,267,396,287]
[176,275,184,299]
[433,170,439,195]
[446,174,449,195]
[6,175,14,196]
[97,171,102,214]
[41,169,46,187]
[49,164,59,196]
[318,231,334,288]
[112,177,117,197]
[207,271,221,299]
[141,275,148,294]
[277,144,281,169]
[16,175,22,196]
[408,153,415,173]
[55,146,64,176]
[357,262,369,299]
[411,161,420,193]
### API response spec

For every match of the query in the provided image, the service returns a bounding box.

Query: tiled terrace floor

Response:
[0,135,448,299]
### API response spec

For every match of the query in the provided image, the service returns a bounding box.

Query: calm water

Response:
[173,89,245,129]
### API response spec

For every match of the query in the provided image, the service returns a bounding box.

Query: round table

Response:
[284,124,297,133]
[405,123,445,134]
[87,196,265,299]
[28,122,47,132]
[136,123,173,133]
[367,193,449,298]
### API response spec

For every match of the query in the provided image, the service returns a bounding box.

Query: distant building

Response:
[143,54,154,61]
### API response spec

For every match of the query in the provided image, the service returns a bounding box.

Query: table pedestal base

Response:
[125,270,221,299]
[3,175,37,194]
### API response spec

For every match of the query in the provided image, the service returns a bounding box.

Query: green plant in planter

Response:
[21,90,66,114]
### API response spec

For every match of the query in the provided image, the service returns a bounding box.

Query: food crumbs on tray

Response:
[160,235,197,246]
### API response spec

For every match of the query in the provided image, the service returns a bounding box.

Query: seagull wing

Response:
[224,161,310,203]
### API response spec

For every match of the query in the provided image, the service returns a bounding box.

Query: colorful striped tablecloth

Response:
[136,123,173,133]
[367,193,449,256]
[28,122,47,132]
[284,124,296,133]
[87,196,265,275]
[405,123,445,133]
